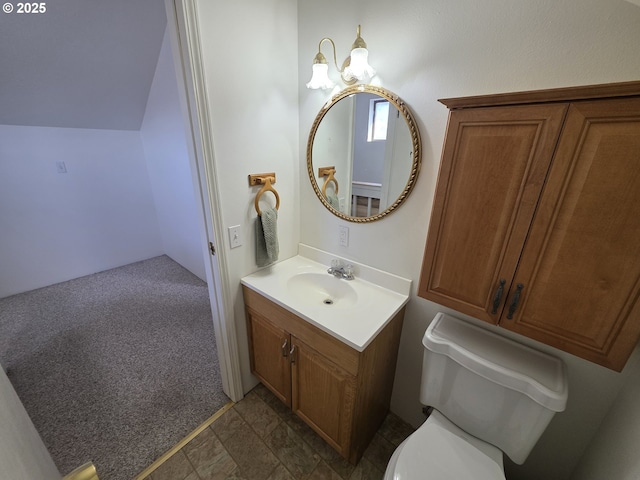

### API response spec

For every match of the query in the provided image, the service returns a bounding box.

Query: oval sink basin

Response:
[286,272,358,307]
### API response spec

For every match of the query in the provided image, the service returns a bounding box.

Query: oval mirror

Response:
[307,85,421,222]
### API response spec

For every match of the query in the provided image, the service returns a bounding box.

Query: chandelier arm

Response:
[318,37,341,72]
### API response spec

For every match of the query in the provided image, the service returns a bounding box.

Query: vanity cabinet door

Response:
[290,337,356,457]
[418,104,567,324]
[499,98,640,371]
[246,310,292,407]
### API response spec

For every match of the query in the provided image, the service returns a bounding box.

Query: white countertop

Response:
[241,245,411,352]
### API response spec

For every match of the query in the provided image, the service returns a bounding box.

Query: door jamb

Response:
[164,0,244,402]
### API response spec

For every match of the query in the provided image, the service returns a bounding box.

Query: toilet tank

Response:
[421,313,568,465]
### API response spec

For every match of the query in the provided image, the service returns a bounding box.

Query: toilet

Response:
[385,312,568,479]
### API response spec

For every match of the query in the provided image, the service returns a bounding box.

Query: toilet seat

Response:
[384,410,506,480]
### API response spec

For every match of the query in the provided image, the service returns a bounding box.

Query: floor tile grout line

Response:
[228,402,287,480]
[271,414,344,480]
[212,417,281,480]
[211,428,245,480]
[182,441,202,480]
[134,401,235,480]
[231,396,327,480]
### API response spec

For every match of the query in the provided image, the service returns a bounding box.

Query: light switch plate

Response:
[228,225,242,248]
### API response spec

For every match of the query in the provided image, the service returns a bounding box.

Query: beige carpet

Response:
[0,256,229,480]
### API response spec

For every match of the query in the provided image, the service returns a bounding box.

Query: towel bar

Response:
[318,166,339,196]
[249,173,280,215]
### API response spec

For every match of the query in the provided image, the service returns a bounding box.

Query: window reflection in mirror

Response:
[368,98,389,142]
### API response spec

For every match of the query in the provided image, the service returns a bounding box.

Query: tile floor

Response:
[140,383,415,480]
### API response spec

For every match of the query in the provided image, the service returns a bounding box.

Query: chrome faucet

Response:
[327,260,355,280]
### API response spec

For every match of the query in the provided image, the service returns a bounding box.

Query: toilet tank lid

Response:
[423,313,568,411]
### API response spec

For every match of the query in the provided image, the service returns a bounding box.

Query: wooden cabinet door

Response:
[419,104,567,323]
[247,310,292,406]
[290,337,356,456]
[500,98,640,370]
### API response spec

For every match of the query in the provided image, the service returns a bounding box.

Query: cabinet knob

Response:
[491,279,506,314]
[282,339,289,358]
[506,283,524,319]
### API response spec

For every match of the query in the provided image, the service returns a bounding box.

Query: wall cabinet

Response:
[243,286,404,463]
[419,82,640,371]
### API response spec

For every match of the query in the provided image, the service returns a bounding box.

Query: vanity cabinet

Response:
[243,285,404,463]
[419,82,640,371]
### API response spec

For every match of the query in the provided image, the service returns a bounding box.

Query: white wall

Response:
[141,27,206,281]
[192,0,299,392]
[0,362,60,480]
[298,1,640,479]
[571,350,640,479]
[0,125,163,298]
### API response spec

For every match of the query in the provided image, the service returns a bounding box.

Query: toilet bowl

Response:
[384,312,567,479]
[384,409,505,480]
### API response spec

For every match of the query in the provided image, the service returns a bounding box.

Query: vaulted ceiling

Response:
[0,0,167,130]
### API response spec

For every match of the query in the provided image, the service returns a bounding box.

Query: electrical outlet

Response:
[228,225,242,248]
[339,225,349,247]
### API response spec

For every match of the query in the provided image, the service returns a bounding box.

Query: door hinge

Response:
[209,242,216,256]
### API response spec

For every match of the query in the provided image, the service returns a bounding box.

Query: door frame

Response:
[164,0,243,402]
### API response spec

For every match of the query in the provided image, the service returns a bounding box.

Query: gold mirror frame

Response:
[306,85,421,223]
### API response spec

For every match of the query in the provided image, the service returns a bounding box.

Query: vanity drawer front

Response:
[242,286,360,376]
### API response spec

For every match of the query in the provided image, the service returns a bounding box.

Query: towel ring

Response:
[320,168,339,197]
[254,176,280,215]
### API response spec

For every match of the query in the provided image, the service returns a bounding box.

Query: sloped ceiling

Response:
[0,0,166,130]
